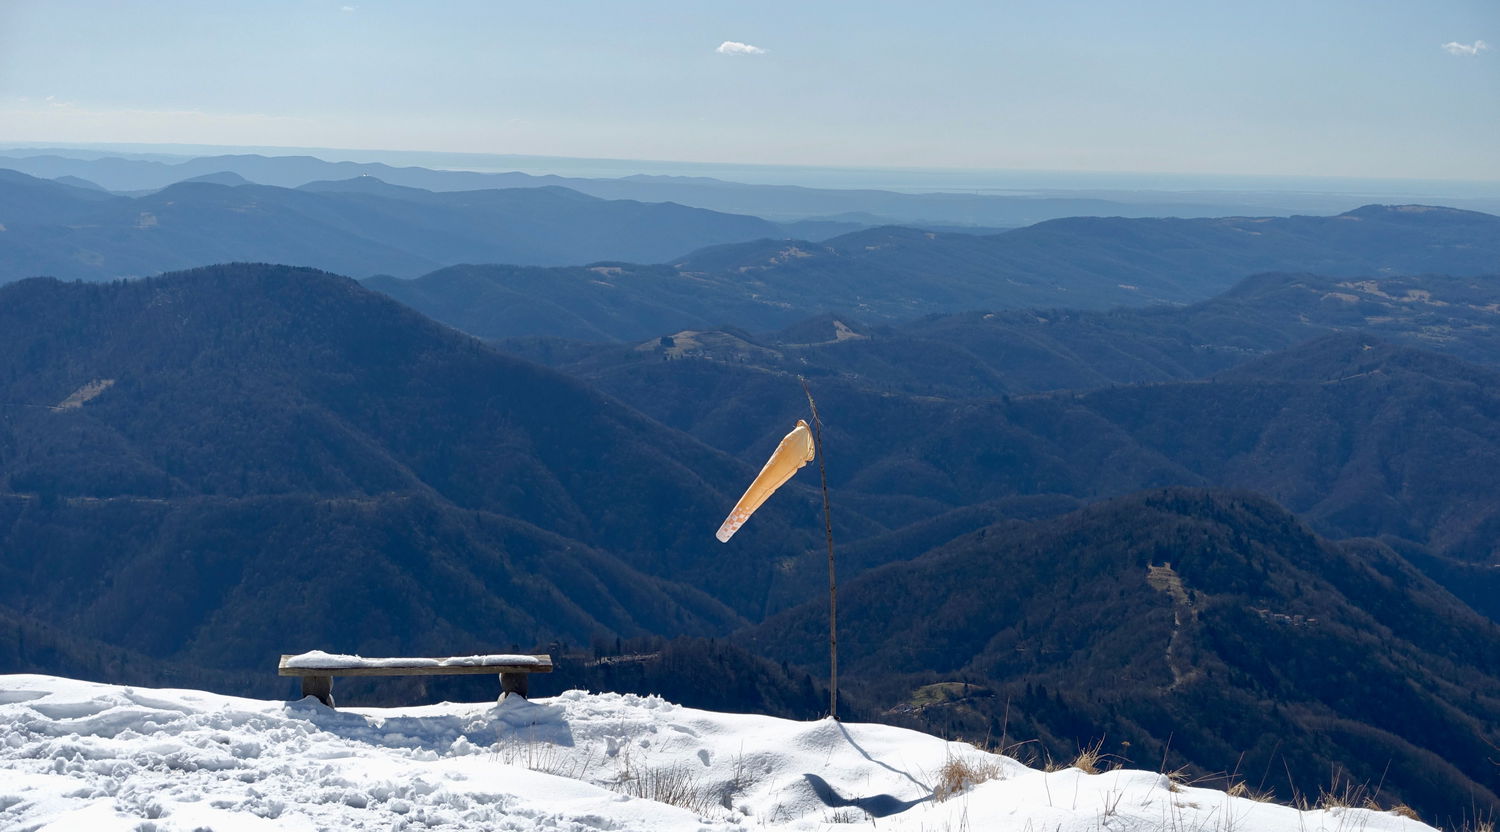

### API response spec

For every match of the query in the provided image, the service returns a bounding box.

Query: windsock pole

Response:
[801,378,838,720]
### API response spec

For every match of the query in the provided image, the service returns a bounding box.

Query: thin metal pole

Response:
[801,379,838,720]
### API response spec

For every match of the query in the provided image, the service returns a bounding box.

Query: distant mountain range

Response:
[0,150,1372,225]
[372,205,1500,340]
[0,168,783,281]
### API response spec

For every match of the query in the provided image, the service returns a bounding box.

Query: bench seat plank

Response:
[278,653,553,677]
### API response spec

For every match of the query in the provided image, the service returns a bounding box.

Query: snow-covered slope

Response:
[0,675,1436,832]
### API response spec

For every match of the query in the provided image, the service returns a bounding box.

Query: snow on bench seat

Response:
[279,651,552,673]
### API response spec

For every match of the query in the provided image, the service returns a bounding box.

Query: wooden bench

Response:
[277,652,554,708]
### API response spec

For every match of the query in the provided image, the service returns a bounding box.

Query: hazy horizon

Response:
[1,1,1494,181]
[5,141,1500,206]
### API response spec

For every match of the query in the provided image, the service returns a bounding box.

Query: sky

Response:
[0,0,1496,181]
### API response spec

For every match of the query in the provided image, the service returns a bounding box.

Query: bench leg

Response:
[301,675,335,708]
[499,672,529,699]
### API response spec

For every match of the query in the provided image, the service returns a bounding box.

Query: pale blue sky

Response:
[1,0,1495,179]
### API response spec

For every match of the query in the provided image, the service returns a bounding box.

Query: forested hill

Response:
[504,271,1500,402]
[746,488,1500,822]
[370,205,1500,340]
[894,271,1500,394]
[522,330,1500,569]
[0,264,844,674]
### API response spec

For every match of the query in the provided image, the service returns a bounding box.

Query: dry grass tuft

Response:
[933,753,1004,801]
[1225,780,1277,803]
[1388,804,1420,822]
[494,737,596,780]
[614,763,719,815]
[1073,739,1106,774]
[1163,764,1191,794]
[1314,777,1371,811]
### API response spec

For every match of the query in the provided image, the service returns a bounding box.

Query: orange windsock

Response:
[716,420,816,543]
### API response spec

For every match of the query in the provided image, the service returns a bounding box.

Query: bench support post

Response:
[500,671,529,699]
[301,674,335,708]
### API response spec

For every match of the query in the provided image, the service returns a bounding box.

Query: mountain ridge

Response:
[0,150,1388,224]
[0,169,784,282]
[374,206,1500,341]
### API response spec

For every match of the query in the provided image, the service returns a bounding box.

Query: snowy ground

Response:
[0,674,1436,832]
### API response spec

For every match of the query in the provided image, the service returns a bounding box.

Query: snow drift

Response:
[0,674,1437,831]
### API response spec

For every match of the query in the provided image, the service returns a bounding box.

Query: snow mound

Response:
[0,674,1437,832]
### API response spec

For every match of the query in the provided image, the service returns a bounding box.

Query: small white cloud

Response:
[340,5,355,12]
[716,41,766,56]
[1441,40,1488,56]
